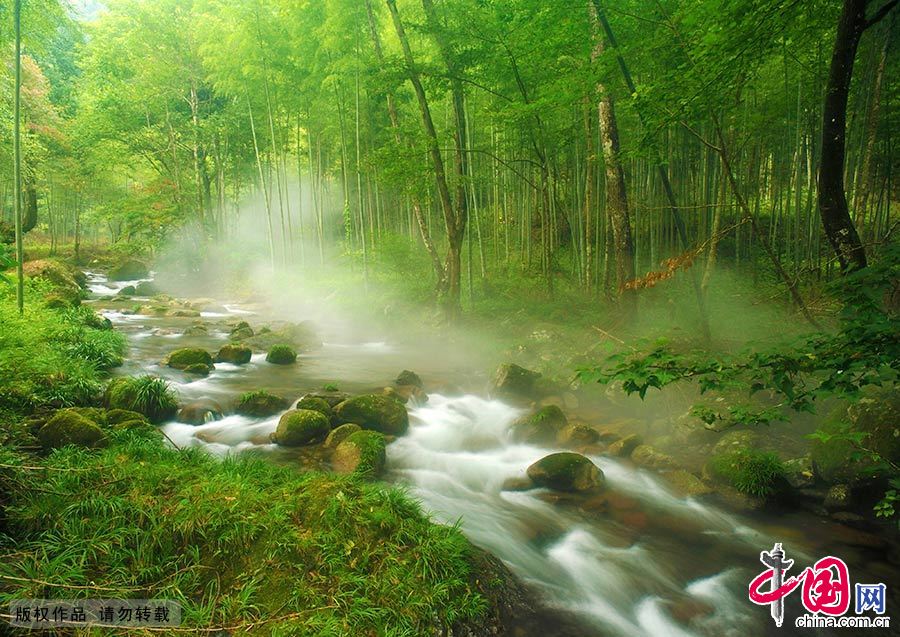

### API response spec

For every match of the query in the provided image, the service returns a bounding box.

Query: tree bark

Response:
[818,0,869,271]
[386,0,463,319]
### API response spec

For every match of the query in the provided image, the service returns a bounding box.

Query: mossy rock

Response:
[183,363,211,376]
[183,324,208,336]
[272,409,330,446]
[104,377,178,424]
[526,452,604,493]
[266,344,297,365]
[631,445,677,469]
[215,344,252,365]
[294,396,334,421]
[557,423,599,447]
[44,294,77,310]
[118,285,137,296]
[165,348,214,371]
[105,409,148,426]
[490,363,542,401]
[509,405,568,445]
[305,389,351,407]
[334,394,409,435]
[707,447,788,499]
[19,259,85,304]
[664,470,713,498]
[324,423,362,448]
[134,280,159,296]
[235,391,290,417]
[229,321,254,340]
[333,430,387,478]
[37,409,108,450]
[109,259,149,281]
[811,390,900,484]
[608,433,643,457]
[396,370,424,389]
[65,407,109,426]
[247,321,320,351]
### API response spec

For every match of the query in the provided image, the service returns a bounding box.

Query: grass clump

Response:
[709,447,787,498]
[105,375,178,424]
[0,282,125,414]
[0,429,486,633]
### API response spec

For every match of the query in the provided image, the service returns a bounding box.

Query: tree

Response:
[818,0,896,272]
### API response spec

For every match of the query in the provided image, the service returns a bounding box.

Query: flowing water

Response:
[85,271,898,637]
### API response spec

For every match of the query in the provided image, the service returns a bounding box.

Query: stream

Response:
[85,271,898,637]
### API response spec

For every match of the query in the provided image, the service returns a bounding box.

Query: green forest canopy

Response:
[1,0,897,317]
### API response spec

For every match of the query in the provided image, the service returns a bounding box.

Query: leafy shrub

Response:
[709,447,786,498]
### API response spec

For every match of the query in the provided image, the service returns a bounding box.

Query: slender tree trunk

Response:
[248,95,276,270]
[13,0,23,314]
[386,0,463,319]
[818,0,871,271]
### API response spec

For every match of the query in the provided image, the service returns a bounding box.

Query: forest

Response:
[0,0,898,635]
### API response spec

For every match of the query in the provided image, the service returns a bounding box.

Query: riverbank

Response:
[0,257,592,636]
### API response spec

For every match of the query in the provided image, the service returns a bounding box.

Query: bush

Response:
[709,447,787,498]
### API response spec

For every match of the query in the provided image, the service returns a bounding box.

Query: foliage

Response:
[709,448,786,498]
[0,284,123,413]
[0,429,486,633]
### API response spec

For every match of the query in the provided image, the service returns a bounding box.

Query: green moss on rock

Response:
[526,452,603,492]
[273,409,330,446]
[105,409,148,426]
[334,394,409,435]
[324,423,362,448]
[509,405,567,445]
[266,344,297,365]
[37,409,108,450]
[165,348,214,371]
[108,259,149,281]
[333,430,387,478]
[811,390,900,484]
[235,391,289,417]
[294,396,334,420]
[215,343,252,365]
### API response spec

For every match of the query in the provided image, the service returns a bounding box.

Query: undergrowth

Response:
[0,428,486,635]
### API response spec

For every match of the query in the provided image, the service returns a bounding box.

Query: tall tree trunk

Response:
[386,0,463,319]
[818,0,871,271]
[852,19,891,234]
[364,0,445,290]
[13,0,23,314]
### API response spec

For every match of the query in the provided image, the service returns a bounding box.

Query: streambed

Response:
[85,271,898,637]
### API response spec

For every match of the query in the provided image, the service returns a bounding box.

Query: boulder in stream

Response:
[395,370,423,389]
[215,343,252,365]
[607,433,643,457]
[177,400,224,426]
[229,321,254,340]
[272,409,330,446]
[556,423,599,447]
[265,344,297,365]
[134,280,160,296]
[304,389,351,407]
[509,405,568,445]
[332,430,387,478]
[37,409,108,450]
[234,390,290,417]
[324,423,362,448]
[108,259,149,281]
[490,363,543,401]
[165,348,214,372]
[294,396,335,422]
[526,452,604,493]
[334,394,409,435]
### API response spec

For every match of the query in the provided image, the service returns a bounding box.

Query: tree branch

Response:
[865,0,898,28]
